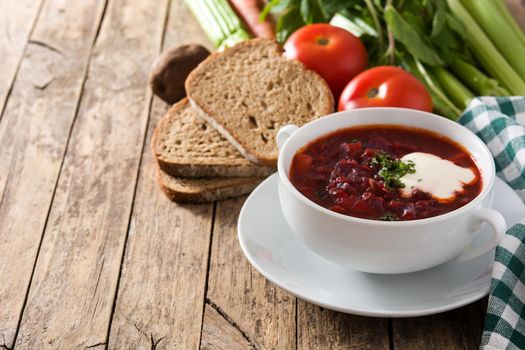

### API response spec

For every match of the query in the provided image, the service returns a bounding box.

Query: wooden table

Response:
[1,1,525,349]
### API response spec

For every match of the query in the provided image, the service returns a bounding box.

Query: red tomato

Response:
[284,23,368,99]
[338,66,433,112]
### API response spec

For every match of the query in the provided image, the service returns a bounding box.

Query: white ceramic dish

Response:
[276,108,506,273]
[238,174,525,317]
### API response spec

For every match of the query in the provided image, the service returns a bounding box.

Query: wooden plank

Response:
[206,197,296,350]
[0,0,43,118]
[13,0,167,348]
[106,1,215,349]
[392,302,484,350]
[106,194,213,350]
[297,301,390,350]
[0,1,106,348]
[201,304,254,350]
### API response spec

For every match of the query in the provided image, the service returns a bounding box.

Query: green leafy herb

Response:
[445,13,466,39]
[275,6,305,42]
[300,0,328,23]
[315,188,328,200]
[431,0,446,37]
[379,212,399,221]
[259,0,295,22]
[371,153,416,189]
[384,5,444,66]
[262,0,525,116]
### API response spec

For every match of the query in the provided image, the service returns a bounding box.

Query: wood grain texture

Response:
[0,0,42,118]
[201,304,254,350]
[13,0,167,348]
[106,1,215,349]
[206,197,296,350]
[392,302,484,350]
[0,1,106,348]
[0,0,521,348]
[297,301,390,350]
[107,193,213,350]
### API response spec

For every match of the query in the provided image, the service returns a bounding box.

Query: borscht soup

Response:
[289,125,482,221]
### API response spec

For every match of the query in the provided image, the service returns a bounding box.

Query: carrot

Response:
[228,0,275,38]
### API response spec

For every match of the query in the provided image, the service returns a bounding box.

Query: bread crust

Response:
[186,38,334,167]
[151,98,275,176]
[156,167,263,203]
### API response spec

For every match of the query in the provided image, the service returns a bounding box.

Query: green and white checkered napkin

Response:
[459,97,525,350]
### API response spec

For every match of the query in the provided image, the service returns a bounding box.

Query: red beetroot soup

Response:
[289,125,482,221]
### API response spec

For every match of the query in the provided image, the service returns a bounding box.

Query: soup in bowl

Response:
[276,108,506,274]
[289,125,482,221]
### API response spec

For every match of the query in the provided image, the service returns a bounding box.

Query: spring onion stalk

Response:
[449,57,509,96]
[364,0,385,53]
[447,0,525,95]
[329,12,377,38]
[430,67,474,110]
[402,57,461,120]
[330,13,364,37]
[413,59,463,119]
[184,0,251,51]
[461,0,525,83]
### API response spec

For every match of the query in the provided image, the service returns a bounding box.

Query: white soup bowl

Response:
[276,108,506,274]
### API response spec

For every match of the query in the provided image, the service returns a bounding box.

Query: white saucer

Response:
[238,174,525,317]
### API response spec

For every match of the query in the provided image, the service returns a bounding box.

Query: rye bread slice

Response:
[152,99,274,177]
[157,167,263,203]
[186,38,334,167]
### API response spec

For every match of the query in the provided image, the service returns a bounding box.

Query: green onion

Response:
[184,0,251,50]
[402,57,462,120]
[364,0,385,53]
[449,57,509,96]
[430,66,474,110]
[461,0,525,83]
[379,212,399,221]
[330,12,377,38]
[447,0,525,95]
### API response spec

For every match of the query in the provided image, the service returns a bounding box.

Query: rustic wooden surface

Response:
[0,1,523,349]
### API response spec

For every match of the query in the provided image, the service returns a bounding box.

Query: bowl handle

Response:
[276,125,299,150]
[456,208,506,262]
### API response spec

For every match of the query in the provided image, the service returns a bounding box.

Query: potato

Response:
[149,44,210,104]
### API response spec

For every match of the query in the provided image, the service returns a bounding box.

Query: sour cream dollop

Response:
[399,152,477,201]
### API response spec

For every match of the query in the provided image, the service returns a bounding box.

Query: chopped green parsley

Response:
[371,153,416,190]
[379,212,399,221]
